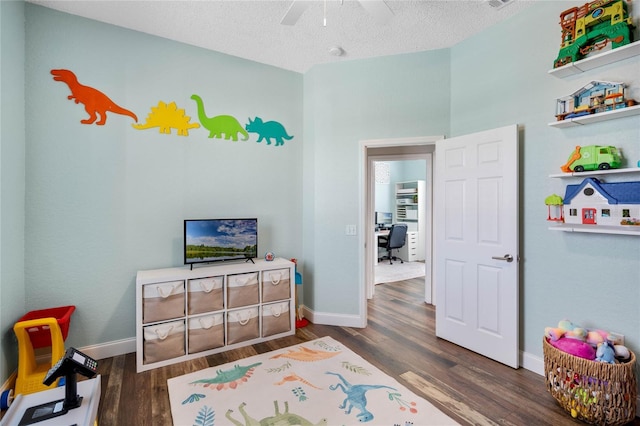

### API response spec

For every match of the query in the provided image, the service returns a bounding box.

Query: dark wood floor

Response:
[93,278,639,426]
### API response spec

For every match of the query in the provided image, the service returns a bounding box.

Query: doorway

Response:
[360,136,442,325]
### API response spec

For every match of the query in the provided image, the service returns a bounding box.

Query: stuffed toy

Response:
[548,337,596,360]
[545,319,586,341]
[595,341,616,364]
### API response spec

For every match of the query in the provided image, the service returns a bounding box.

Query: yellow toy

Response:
[13,317,66,395]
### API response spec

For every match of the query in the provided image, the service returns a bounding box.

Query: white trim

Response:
[301,305,363,328]
[78,337,136,361]
[359,135,444,325]
[521,350,544,376]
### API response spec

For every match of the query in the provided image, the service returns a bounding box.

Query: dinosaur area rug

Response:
[168,336,458,426]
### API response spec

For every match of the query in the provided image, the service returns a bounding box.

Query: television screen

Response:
[184,218,258,265]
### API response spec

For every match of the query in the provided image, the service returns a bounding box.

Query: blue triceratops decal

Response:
[245,117,293,146]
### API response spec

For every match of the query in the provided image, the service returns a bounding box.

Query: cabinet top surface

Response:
[137,258,294,283]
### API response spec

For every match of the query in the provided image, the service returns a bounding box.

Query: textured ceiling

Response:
[27,0,535,73]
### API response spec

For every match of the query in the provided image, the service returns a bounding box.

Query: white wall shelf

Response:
[548,41,640,78]
[549,224,640,236]
[549,167,640,179]
[548,104,640,128]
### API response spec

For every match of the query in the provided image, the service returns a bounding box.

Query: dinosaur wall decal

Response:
[245,117,293,146]
[51,69,138,125]
[191,94,249,141]
[133,100,200,136]
[326,371,396,423]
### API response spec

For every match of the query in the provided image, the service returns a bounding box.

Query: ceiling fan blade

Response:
[281,1,311,26]
[359,0,393,25]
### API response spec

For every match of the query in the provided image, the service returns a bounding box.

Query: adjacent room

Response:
[1,0,639,424]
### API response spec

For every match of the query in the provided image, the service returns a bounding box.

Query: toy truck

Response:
[560,145,622,172]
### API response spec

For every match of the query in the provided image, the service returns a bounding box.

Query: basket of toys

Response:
[543,336,636,425]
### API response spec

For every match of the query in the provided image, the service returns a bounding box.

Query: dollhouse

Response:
[563,177,640,227]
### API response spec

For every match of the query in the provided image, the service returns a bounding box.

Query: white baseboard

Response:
[78,337,136,361]
[301,305,366,328]
[521,348,545,376]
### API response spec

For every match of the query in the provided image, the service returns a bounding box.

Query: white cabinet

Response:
[395,181,426,261]
[397,231,418,262]
[136,258,295,372]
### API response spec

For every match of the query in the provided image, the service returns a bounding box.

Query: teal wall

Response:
[0,0,26,382]
[18,4,302,356]
[303,51,450,314]
[450,2,640,363]
[1,1,639,385]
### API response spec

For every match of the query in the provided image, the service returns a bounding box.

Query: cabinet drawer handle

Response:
[156,283,180,299]
[198,318,214,329]
[155,326,174,340]
[270,306,283,317]
[236,312,251,325]
[199,281,215,293]
[270,272,282,285]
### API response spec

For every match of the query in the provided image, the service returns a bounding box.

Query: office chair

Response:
[378,224,408,265]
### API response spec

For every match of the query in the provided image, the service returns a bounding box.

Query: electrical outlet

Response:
[609,332,624,346]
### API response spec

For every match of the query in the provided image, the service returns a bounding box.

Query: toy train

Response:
[555,81,637,121]
[553,0,635,68]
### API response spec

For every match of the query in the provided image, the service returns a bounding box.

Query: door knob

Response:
[492,254,514,262]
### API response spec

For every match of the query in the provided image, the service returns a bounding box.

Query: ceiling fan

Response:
[281,0,394,26]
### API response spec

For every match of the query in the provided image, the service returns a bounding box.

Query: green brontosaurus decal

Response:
[245,117,293,146]
[191,94,249,141]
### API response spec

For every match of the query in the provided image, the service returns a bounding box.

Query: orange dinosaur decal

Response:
[51,69,137,125]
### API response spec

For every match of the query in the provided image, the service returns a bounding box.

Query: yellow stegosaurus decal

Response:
[133,100,200,136]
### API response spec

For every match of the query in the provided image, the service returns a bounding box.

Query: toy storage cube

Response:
[142,280,185,324]
[262,268,291,303]
[226,307,259,345]
[188,276,223,315]
[227,272,259,309]
[262,301,291,337]
[188,313,224,353]
[143,320,185,365]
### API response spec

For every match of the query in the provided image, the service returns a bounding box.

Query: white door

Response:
[434,124,519,368]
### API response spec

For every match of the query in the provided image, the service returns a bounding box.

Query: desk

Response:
[0,375,101,426]
[374,230,389,265]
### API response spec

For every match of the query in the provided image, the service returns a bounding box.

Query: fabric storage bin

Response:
[188,276,224,315]
[262,268,291,303]
[188,313,224,353]
[262,301,291,337]
[227,272,259,309]
[543,337,637,425]
[227,307,259,345]
[143,320,185,364]
[143,281,185,324]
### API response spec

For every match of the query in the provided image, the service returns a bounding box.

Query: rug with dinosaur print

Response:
[167,336,458,426]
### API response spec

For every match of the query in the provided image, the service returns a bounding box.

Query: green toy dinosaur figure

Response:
[190,94,249,141]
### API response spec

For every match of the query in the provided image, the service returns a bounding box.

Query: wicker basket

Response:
[543,337,637,425]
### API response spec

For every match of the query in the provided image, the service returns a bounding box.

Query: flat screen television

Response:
[184,218,258,266]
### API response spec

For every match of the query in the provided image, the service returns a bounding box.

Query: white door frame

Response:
[359,136,444,324]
